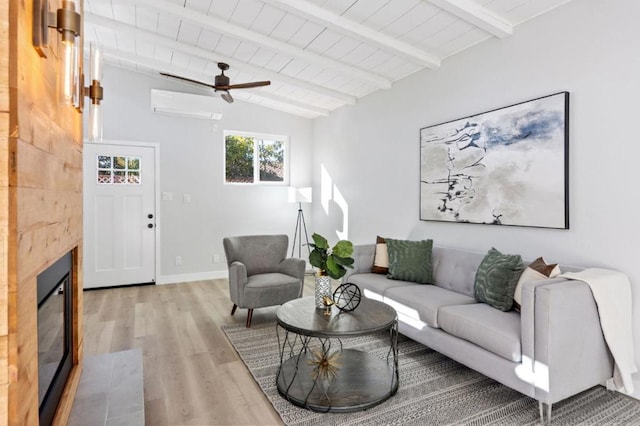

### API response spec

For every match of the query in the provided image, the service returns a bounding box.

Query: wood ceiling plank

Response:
[268,11,308,42]
[279,57,309,77]
[186,0,214,14]
[229,0,264,28]
[94,26,119,50]
[324,37,361,60]
[249,4,286,35]
[210,0,240,21]
[439,27,490,57]
[399,9,457,44]
[196,29,222,52]
[186,56,210,74]
[112,4,136,26]
[262,0,440,67]
[154,46,174,63]
[421,19,476,51]
[232,42,261,63]
[157,14,181,39]
[363,0,422,30]
[215,35,243,58]
[262,52,293,72]
[426,0,513,38]
[136,39,157,58]
[246,48,277,68]
[135,8,159,33]
[304,28,343,55]
[86,0,115,18]
[357,49,393,74]
[374,55,421,77]
[318,0,356,15]
[286,20,326,48]
[382,2,441,38]
[342,0,393,24]
[177,21,203,45]
[501,0,571,25]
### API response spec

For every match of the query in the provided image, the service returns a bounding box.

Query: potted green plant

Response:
[308,233,354,308]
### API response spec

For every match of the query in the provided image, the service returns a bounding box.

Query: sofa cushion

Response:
[371,236,389,274]
[386,238,434,284]
[383,284,477,328]
[474,248,524,311]
[439,304,522,362]
[432,247,486,298]
[347,273,413,301]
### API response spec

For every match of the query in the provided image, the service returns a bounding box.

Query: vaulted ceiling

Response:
[83,0,572,119]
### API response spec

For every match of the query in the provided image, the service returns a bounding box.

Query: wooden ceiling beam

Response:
[131,0,392,90]
[426,0,513,38]
[85,13,357,105]
[261,0,441,68]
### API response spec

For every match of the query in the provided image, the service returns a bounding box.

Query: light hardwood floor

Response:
[83,277,315,425]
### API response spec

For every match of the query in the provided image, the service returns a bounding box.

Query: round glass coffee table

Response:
[275,296,399,412]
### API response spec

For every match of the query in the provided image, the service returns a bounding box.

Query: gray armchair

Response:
[223,234,305,327]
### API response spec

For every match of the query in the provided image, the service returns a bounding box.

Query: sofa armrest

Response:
[279,257,306,281]
[342,244,376,283]
[228,261,248,305]
[520,278,613,404]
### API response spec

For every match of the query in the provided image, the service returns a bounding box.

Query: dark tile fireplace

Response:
[37,252,73,426]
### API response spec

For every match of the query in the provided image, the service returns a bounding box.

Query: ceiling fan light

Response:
[220,91,234,104]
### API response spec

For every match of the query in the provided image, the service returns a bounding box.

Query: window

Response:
[96,155,141,184]
[224,131,288,184]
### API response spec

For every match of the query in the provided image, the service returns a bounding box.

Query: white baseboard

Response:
[156,270,228,285]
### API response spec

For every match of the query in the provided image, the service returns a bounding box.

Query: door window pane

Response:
[97,155,142,185]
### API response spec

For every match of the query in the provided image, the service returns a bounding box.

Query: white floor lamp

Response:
[288,187,312,259]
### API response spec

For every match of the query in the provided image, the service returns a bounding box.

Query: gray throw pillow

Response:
[386,238,433,284]
[474,247,524,311]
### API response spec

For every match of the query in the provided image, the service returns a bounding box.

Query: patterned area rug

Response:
[222,322,640,425]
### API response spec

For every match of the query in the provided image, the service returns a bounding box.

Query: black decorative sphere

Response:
[332,283,362,312]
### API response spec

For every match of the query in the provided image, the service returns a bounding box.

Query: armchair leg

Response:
[231,304,238,316]
[539,401,552,425]
[246,309,254,328]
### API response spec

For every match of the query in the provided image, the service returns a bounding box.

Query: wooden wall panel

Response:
[2,0,84,424]
[0,0,10,419]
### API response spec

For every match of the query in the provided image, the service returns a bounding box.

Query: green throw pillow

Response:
[474,247,524,311]
[386,239,433,284]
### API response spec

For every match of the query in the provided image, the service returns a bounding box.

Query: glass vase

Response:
[314,275,332,309]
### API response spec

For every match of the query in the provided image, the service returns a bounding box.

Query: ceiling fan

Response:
[160,62,271,104]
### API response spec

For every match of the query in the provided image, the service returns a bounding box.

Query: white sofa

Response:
[343,244,613,423]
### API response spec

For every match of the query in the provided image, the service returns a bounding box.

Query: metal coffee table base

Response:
[277,348,398,412]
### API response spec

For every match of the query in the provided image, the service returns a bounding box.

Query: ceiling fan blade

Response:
[226,81,271,90]
[160,72,215,89]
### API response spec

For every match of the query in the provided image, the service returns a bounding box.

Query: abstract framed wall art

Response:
[420,92,569,229]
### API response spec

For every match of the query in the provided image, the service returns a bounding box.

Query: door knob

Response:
[148,223,154,228]
[148,213,154,219]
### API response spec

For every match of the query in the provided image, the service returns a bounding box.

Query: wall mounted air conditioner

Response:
[150,89,222,120]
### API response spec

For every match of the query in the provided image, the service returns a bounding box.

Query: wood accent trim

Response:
[2,0,84,423]
[51,364,82,426]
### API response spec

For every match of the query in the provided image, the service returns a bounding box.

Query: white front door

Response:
[83,142,157,288]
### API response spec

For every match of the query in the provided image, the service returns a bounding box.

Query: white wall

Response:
[90,66,313,282]
[311,0,640,397]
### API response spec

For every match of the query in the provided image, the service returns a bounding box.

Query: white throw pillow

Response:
[372,236,389,274]
[513,257,561,310]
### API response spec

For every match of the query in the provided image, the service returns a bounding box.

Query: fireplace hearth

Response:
[37,252,73,426]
